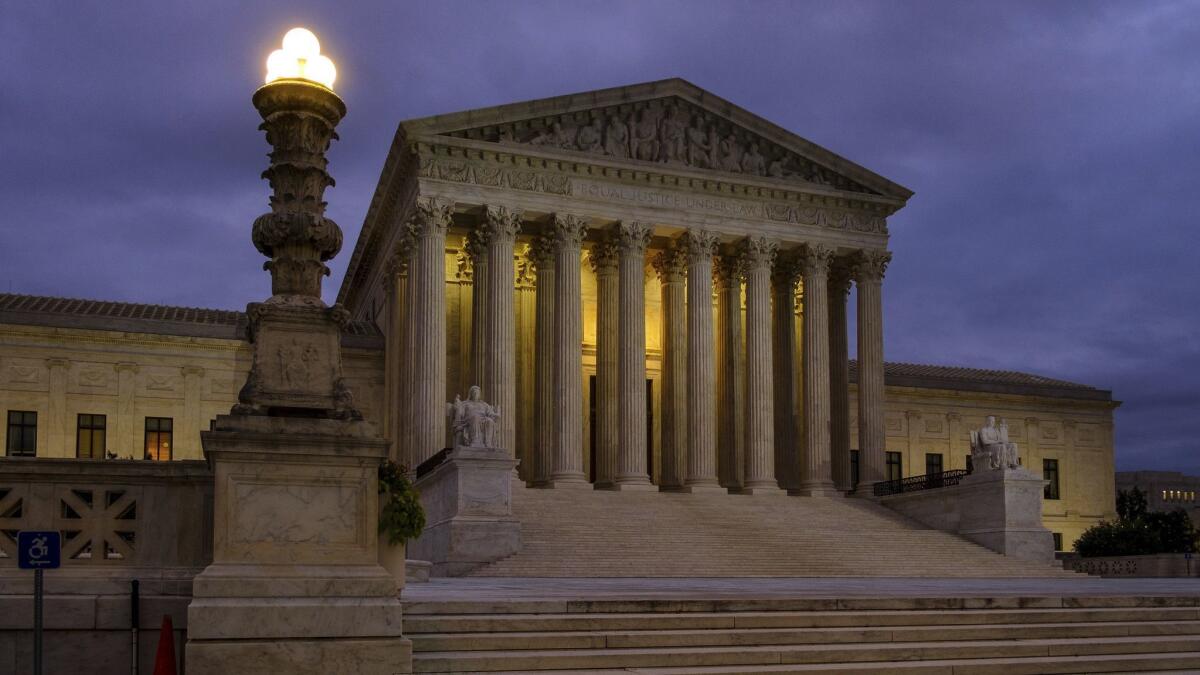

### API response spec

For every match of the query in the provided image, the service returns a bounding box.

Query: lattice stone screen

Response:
[0,458,212,570]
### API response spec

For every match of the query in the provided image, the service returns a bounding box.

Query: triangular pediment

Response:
[401,79,913,201]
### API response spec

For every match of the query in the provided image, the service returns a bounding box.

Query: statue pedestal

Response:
[408,446,521,577]
[185,415,410,674]
[957,467,1056,565]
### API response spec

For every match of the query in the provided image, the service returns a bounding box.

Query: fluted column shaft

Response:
[715,256,745,490]
[799,244,839,496]
[529,236,556,485]
[614,221,655,490]
[407,197,452,464]
[477,205,521,455]
[550,214,589,487]
[855,250,892,489]
[828,263,852,492]
[683,231,722,491]
[383,246,409,461]
[655,246,688,489]
[740,237,782,494]
[591,242,620,488]
[771,257,801,492]
[467,237,487,395]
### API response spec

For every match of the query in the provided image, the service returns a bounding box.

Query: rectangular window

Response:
[6,410,37,457]
[886,451,902,482]
[850,450,860,488]
[1043,458,1060,500]
[76,413,107,459]
[925,453,943,476]
[143,417,173,461]
[1052,532,1063,552]
[965,454,974,474]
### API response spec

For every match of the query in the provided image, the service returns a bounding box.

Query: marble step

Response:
[452,651,1200,674]
[411,634,1200,672]
[404,607,1200,631]
[411,619,1200,651]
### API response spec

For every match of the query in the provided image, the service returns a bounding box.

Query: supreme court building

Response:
[0,79,1118,548]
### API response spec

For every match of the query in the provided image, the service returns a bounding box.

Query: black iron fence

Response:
[873,469,969,497]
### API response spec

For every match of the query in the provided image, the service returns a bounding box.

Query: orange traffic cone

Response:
[151,615,177,675]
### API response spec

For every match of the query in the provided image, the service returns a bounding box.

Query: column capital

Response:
[587,239,619,275]
[679,229,719,261]
[828,258,854,296]
[652,246,688,283]
[409,196,454,237]
[737,236,777,273]
[713,254,744,289]
[615,221,652,254]
[114,362,139,374]
[45,358,70,370]
[527,234,557,271]
[483,204,523,239]
[771,251,802,288]
[905,409,922,420]
[800,243,836,277]
[551,213,588,249]
[852,249,892,282]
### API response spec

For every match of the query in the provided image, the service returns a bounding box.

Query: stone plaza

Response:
[1,27,1196,675]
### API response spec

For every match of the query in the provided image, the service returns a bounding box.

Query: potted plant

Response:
[378,460,426,586]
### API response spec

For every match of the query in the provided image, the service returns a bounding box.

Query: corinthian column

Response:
[590,240,619,489]
[549,213,590,488]
[527,235,556,486]
[855,249,892,490]
[406,196,453,465]
[681,230,723,492]
[477,205,522,456]
[739,237,783,495]
[613,221,656,490]
[654,245,688,490]
[771,253,801,492]
[715,254,744,490]
[798,243,839,496]
[828,260,853,492]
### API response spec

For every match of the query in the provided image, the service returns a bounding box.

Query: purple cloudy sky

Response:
[2,2,1198,474]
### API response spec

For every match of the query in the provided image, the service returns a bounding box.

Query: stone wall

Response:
[1067,553,1200,578]
[0,458,212,674]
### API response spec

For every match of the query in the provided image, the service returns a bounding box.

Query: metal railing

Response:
[873,469,969,497]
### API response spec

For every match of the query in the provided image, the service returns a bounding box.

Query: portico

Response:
[339,79,911,496]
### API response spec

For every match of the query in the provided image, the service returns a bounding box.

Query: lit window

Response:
[1043,458,1060,500]
[76,414,107,459]
[143,417,173,461]
[5,411,37,457]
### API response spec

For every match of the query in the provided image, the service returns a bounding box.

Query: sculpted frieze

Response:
[442,96,877,195]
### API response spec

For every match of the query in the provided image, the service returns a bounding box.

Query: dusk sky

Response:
[2,2,1197,474]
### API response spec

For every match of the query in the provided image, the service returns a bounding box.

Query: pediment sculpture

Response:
[969,416,1021,471]
[441,96,875,194]
[447,385,501,449]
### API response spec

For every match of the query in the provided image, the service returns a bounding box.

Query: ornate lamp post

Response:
[187,29,409,674]
[236,28,357,417]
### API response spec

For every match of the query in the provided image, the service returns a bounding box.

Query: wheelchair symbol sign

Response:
[17,531,61,570]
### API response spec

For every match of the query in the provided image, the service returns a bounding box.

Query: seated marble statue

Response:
[969,415,1021,471]
[447,385,500,448]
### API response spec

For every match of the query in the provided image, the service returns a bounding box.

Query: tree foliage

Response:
[378,460,426,546]
[1075,488,1198,557]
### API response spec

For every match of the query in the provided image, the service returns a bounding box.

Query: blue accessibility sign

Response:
[17,531,61,570]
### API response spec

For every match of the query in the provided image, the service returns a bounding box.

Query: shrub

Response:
[1075,488,1198,557]
[378,460,426,546]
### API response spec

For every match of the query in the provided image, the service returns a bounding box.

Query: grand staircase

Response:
[405,596,1200,673]
[469,487,1069,578]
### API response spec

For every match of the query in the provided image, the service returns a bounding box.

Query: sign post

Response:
[18,530,61,675]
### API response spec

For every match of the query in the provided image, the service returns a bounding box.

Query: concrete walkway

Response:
[402,576,1200,602]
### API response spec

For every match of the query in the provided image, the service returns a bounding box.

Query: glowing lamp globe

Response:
[264,27,337,90]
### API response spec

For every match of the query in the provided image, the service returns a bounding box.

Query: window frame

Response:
[925,452,943,476]
[885,451,903,482]
[143,416,173,461]
[6,410,37,457]
[76,413,108,460]
[1043,458,1060,500]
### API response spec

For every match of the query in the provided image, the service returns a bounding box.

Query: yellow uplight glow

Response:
[265,27,337,90]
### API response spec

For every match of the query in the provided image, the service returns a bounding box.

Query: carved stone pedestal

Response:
[408,446,521,577]
[186,415,410,674]
[957,468,1056,565]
